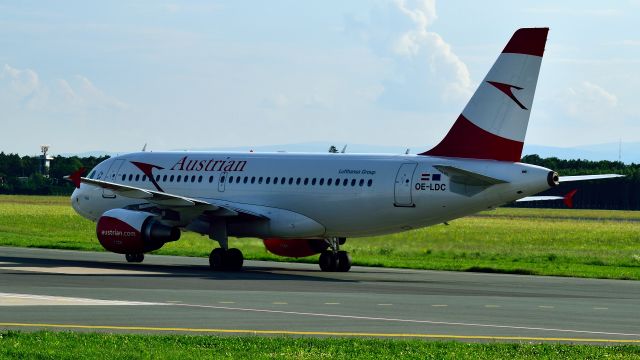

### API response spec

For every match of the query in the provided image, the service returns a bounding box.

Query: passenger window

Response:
[327,178,332,186]
[273,177,278,184]
[236,177,241,184]
[221,176,225,183]
[251,177,256,184]
[296,178,301,185]
[127,174,132,181]
[351,179,356,186]
[156,175,160,181]
[367,179,373,187]
[343,179,348,186]
[319,178,324,186]
[312,178,316,185]
[359,179,364,186]
[281,177,286,185]
[163,175,167,182]
[142,175,146,181]
[335,178,340,186]
[288,178,293,185]
[243,176,248,184]
[170,175,174,182]
[121,174,126,181]
[303,178,308,185]
[198,175,202,183]
[177,175,181,182]
[229,176,234,183]
[89,171,96,179]
[266,177,270,184]
[258,177,263,184]
[135,174,140,181]
[190,175,195,182]
[184,175,188,183]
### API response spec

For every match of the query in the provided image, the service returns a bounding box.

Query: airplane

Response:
[68,28,621,272]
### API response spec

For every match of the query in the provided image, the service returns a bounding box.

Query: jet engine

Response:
[96,209,180,254]
[262,238,328,258]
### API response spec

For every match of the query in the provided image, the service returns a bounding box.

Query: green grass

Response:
[1,195,639,280]
[1,331,639,360]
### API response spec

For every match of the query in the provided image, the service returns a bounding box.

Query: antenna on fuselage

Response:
[405,148,410,154]
[141,143,147,152]
[341,145,347,153]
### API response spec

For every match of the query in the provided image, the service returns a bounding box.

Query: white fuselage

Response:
[72,151,553,239]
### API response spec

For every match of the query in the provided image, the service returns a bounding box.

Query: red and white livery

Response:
[69,28,620,272]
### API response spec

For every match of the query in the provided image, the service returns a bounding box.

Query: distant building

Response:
[40,145,53,178]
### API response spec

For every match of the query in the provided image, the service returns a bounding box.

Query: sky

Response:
[1,0,640,156]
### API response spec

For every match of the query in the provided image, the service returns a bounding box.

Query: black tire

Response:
[125,253,144,263]
[337,251,352,272]
[225,248,244,271]
[319,251,337,272]
[209,248,226,270]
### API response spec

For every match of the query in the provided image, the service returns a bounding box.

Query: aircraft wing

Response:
[76,177,269,220]
[516,189,578,208]
[559,174,623,182]
[79,178,214,207]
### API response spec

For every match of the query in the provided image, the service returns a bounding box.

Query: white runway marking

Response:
[173,302,640,338]
[0,293,166,307]
[0,266,168,275]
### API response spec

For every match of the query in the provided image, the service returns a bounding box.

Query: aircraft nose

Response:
[71,187,92,220]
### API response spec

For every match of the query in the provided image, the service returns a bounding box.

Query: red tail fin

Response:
[421,28,548,162]
[67,167,86,189]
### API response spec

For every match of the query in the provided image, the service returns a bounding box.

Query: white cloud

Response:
[0,64,127,113]
[349,0,473,111]
[564,81,618,119]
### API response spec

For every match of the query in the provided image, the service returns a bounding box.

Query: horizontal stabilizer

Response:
[434,165,508,186]
[559,174,623,182]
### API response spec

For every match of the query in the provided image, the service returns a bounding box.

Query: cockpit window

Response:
[88,170,96,179]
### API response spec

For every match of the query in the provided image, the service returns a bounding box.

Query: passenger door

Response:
[394,163,417,207]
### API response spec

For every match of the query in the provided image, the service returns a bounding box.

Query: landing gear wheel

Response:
[336,251,352,272]
[209,248,244,271]
[225,248,244,271]
[209,248,226,270]
[125,253,144,263]
[319,251,337,272]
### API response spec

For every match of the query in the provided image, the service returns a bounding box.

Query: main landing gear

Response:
[319,237,351,272]
[209,247,244,271]
[125,253,144,263]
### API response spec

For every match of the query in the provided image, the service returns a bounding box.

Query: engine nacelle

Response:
[96,209,180,254]
[263,238,328,258]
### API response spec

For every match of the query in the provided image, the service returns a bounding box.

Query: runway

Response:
[0,246,638,344]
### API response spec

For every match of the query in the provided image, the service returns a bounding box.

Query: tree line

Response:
[0,152,108,195]
[0,152,638,209]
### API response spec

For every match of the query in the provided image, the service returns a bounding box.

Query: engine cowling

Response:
[263,238,328,258]
[96,209,180,254]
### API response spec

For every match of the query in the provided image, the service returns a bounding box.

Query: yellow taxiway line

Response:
[1,322,639,343]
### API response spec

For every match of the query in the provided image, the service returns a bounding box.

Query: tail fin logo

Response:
[487,81,528,110]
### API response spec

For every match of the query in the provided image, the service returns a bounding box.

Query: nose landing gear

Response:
[319,237,351,272]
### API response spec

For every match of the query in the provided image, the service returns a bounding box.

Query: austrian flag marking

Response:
[421,173,441,182]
